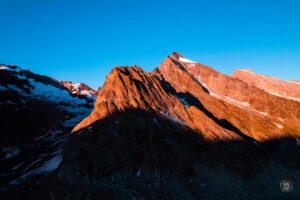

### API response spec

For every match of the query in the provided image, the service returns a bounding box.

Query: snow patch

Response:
[160,112,187,126]
[6,84,25,93]
[34,129,63,141]
[0,66,8,70]
[256,111,268,116]
[273,122,283,129]
[288,81,300,86]
[80,90,96,99]
[278,117,285,122]
[153,118,160,127]
[10,152,63,184]
[210,92,268,116]
[136,168,141,177]
[12,163,23,170]
[16,74,27,80]
[63,110,91,127]
[73,83,81,90]
[2,146,20,159]
[64,82,96,99]
[38,154,62,172]
[225,96,249,107]
[265,90,300,102]
[0,65,21,72]
[21,155,62,180]
[179,57,196,63]
[0,85,8,90]
[27,78,87,105]
[4,77,93,120]
[186,63,196,69]
[22,158,42,173]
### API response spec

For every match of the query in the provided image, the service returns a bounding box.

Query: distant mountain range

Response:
[0,53,299,199]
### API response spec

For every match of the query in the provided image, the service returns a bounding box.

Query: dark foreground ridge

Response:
[1,108,300,199]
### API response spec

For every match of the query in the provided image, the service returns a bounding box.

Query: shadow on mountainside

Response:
[51,108,300,199]
[178,91,255,141]
[158,78,255,142]
[1,108,299,199]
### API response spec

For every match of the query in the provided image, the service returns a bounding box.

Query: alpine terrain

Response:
[0,52,299,199]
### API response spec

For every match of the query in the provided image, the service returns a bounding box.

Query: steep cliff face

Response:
[162,52,300,139]
[72,64,246,141]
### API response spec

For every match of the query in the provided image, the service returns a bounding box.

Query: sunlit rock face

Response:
[161,52,300,140]
[232,68,300,101]
[72,64,243,142]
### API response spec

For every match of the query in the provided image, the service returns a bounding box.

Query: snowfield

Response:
[160,112,187,126]
[264,90,300,102]
[179,57,196,63]
[2,146,20,159]
[3,72,93,124]
[27,78,88,105]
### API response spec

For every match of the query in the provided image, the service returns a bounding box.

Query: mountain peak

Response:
[170,51,183,60]
[169,52,197,64]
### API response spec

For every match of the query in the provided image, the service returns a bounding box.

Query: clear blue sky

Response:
[1,0,300,88]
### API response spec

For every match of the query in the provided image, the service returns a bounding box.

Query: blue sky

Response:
[1,0,300,88]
